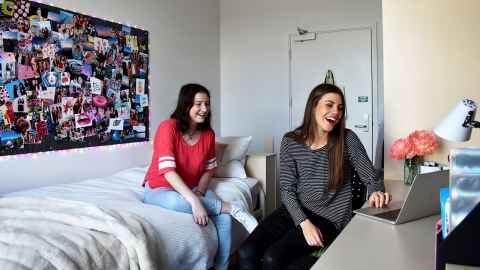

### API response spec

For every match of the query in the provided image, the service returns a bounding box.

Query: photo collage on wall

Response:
[0,0,149,156]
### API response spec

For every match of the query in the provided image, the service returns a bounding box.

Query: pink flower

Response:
[408,130,438,156]
[389,130,438,161]
[389,138,415,160]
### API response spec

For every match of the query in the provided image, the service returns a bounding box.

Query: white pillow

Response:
[214,160,247,178]
[216,136,252,165]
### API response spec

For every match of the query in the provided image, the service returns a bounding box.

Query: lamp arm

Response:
[463,111,480,128]
[468,121,480,128]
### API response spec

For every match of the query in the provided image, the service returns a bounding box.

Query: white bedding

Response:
[5,167,260,270]
[0,196,161,270]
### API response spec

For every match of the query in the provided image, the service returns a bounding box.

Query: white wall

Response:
[0,0,220,194]
[383,0,480,180]
[220,0,383,158]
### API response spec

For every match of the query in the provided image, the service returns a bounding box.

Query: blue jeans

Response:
[144,186,232,270]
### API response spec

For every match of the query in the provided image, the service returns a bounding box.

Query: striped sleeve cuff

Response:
[280,190,308,227]
[205,157,217,171]
[158,156,176,174]
[367,179,385,197]
[290,207,308,227]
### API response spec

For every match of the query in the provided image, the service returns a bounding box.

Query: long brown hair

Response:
[286,83,347,190]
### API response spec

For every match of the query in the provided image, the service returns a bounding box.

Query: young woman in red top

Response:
[144,83,258,270]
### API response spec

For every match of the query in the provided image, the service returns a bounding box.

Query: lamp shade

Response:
[434,99,477,142]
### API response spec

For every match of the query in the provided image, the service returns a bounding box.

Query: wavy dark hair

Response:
[286,83,347,191]
[170,83,211,133]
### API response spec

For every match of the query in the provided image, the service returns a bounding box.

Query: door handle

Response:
[354,124,368,129]
[355,114,369,132]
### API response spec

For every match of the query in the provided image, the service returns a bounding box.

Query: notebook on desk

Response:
[353,170,449,225]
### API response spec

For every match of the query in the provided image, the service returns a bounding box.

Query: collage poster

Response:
[0,0,149,156]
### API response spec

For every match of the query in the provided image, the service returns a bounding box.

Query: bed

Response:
[0,153,269,270]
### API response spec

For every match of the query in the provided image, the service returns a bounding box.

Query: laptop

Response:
[353,170,449,225]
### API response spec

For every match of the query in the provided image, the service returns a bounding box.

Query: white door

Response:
[289,27,375,159]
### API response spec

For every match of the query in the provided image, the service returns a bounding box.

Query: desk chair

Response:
[351,168,367,211]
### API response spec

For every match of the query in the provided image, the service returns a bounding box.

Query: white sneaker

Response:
[230,204,258,233]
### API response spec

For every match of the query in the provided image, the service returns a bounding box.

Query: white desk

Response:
[311,181,439,270]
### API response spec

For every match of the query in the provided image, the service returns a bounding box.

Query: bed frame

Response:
[245,153,277,220]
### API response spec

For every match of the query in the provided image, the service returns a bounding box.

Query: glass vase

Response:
[404,156,420,185]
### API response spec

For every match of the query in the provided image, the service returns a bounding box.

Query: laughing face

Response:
[189,92,210,126]
[314,92,344,134]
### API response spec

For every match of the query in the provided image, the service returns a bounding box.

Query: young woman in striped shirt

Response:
[143,84,258,270]
[238,83,391,270]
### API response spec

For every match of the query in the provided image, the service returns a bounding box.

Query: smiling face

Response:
[47,73,57,85]
[189,92,210,126]
[314,92,344,134]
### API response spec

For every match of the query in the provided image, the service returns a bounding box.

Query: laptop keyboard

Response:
[374,209,401,221]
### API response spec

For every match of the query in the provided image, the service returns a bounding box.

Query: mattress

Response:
[6,167,261,269]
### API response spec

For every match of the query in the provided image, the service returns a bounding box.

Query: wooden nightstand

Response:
[245,153,277,219]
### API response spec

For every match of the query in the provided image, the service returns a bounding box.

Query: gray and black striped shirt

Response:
[280,130,385,230]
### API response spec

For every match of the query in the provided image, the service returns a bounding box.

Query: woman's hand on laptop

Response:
[368,191,392,208]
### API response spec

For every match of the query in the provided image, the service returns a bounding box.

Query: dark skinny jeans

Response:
[238,205,339,270]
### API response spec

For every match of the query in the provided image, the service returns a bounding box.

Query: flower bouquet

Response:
[389,130,438,185]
